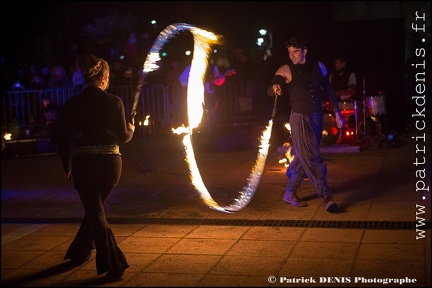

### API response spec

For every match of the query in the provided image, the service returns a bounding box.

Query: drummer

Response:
[329,57,357,101]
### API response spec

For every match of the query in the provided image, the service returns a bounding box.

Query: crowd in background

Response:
[5,30,276,93]
[4,28,278,123]
[2,29,282,146]
[6,25,423,146]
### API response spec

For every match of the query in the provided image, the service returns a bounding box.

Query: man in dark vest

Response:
[268,35,344,212]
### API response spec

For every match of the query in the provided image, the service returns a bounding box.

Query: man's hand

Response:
[335,112,344,128]
[273,84,282,96]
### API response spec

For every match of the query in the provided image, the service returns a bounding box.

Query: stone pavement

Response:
[1,127,431,287]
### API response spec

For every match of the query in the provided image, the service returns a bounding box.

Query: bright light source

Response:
[161,51,167,57]
[151,19,157,25]
[256,37,264,46]
[185,50,192,56]
[4,133,12,141]
[259,29,267,36]
[139,115,151,126]
[143,115,150,126]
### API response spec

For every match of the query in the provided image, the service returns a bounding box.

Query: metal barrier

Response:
[218,80,256,124]
[3,90,44,130]
[2,81,259,136]
[1,85,170,133]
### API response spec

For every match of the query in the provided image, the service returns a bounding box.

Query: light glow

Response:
[142,23,276,213]
[4,133,12,141]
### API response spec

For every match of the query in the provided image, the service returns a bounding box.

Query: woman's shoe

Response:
[69,252,91,266]
[105,270,125,281]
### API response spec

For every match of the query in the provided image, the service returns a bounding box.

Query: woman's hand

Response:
[128,122,135,133]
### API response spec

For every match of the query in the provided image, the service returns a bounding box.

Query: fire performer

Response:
[268,35,344,212]
[58,55,135,281]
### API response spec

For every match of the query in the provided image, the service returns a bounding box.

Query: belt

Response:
[291,111,323,117]
[74,145,120,156]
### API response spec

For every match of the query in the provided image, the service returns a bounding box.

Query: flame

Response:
[144,23,276,213]
[186,27,219,130]
[276,122,294,168]
[277,141,294,168]
[283,143,295,167]
[220,120,273,212]
[143,53,161,72]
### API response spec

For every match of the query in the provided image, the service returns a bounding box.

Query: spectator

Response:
[28,73,46,91]
[11,66,26,90]
[71,66,85,95]
[41,97,62,149]
[40,64,51,85]
[123,32,140,85]
[47,64,72,91]
[27,64,46,91]
[165,59,186,127]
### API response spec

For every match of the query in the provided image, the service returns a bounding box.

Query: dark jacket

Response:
[58,86,133,173]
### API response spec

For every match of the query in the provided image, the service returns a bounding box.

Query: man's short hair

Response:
[285,35,307,49]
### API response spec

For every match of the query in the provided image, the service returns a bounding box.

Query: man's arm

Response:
[347,72,356,90]
[212,65,225,87]
[267,64,290,96]
[319,61,344,128]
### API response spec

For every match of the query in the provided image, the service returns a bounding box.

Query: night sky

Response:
[1,1,332,65]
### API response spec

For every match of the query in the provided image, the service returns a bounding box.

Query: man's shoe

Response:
[323,194,338,212]
[283,192,307,207]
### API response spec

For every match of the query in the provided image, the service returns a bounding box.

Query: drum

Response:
[366,95,387,116]
[321,113,340,146]
[338,101,355,116]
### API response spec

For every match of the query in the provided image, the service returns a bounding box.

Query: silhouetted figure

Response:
[58,55,135,281]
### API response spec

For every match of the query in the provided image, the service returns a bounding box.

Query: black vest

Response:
[331,68,354,91]
[286,58,324,115]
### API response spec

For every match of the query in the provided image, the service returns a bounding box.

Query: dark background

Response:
[0,2,333,64]
[1,1,429,133]
[272,18,406,95]
[272,18,407,131]
[1,1,406,91]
